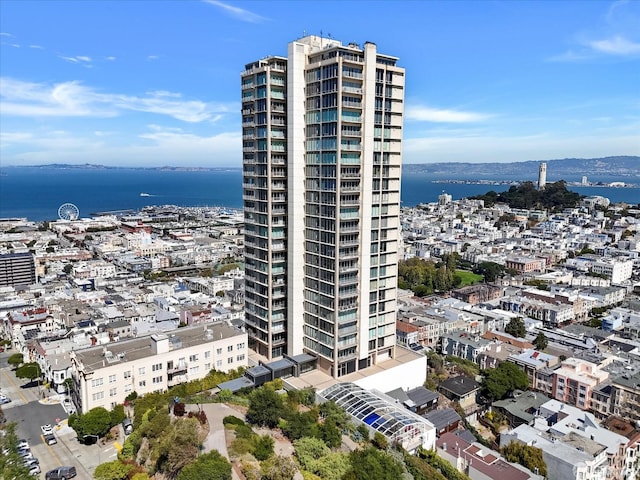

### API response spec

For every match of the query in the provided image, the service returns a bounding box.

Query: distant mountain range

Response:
[3,156,639,177]
[403,156,640,177]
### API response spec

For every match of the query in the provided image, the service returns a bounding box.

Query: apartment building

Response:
[242,36,405,378]
[552,358,609,410]
[69,323,247,413]
[0,252,36,287]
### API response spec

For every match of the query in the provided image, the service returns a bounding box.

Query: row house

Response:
[500,296,574,327]
[441,331,492,363]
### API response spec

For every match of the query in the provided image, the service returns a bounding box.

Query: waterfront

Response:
[1,166,638,221]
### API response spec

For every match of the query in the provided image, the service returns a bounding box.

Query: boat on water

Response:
[140,193,151,197]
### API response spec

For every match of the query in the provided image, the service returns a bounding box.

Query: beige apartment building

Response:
[69,323,247,413]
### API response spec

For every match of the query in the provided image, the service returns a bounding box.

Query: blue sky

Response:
[1,0,638,167]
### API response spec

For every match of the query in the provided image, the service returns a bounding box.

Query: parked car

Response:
[41,424,53,435]
[24,457,39,467]
[45,466,77,480]
[29,464,41,476]
[17,439,29,449]
[0,394,11,404]
[44,434,57,445]
[18,448,33,460]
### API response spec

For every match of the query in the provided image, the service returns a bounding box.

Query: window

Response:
[228,357,234,364]
[237,343,245,350]
[152,376,163,384]
[124,371,131,379]
[92,392,104,401]
[237,354,245,362]
[216,360,223,368]
[139,380,146,387]
[205,363,211,371]
[138,367,146,375]
[205,351,211,359]
[228,345,233,352]
[189,354,198,362]
[109,374,116,384]
[152,363,162,372]
[109,388,117,397]
[124,384,132,393]
[189,366,200,375]
[216,348,222,355]
[91,378,103,388]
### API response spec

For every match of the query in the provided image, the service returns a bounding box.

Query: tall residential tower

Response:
[241,36,405,378]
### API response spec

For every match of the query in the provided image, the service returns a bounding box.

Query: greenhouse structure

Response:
[317,382,436,452]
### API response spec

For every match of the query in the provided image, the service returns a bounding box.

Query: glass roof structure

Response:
[318,382,435,452]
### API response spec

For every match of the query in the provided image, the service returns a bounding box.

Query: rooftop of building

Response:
[438,376,480,397]
[72,322,244,373]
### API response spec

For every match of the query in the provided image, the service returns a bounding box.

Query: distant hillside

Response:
[404,156,640,177]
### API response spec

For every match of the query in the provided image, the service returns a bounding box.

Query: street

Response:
[0,352,118,479]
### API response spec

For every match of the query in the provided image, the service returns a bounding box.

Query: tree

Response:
[294,437,330,470]
[7,353,23,368]
[502,441,547,477]
[93,460,134,480]
[533,332,548,351]
[260,455,298,480]
[15,362,41,384]
[246,387,285,428]
[505,317,526,338]
[319,417,342,448]
[344,447,404,480]
[78,407,113,437]
[482,362,529,401]
[473,261,505,283]
[177,450,232,480]
[252,434,275,461]
[372,431,389,450]
[63,263,73,274]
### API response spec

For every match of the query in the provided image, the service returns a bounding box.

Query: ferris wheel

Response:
[58,203,79,221]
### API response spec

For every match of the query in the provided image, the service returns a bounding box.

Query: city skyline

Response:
[1,0,639,167]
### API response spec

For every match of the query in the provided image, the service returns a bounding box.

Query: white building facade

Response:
[242,36,405,378]
[69,324,247,413]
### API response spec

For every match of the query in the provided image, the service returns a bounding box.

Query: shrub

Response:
[223,415,245,427]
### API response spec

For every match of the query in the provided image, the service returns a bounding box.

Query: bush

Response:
[223,415,245,427]
[173,402,186,416]
[252,434,275,461]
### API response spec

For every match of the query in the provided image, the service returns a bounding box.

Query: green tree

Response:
[79,406,113,437]
[260,455,298,480]
[505,317,526,338]
[318,401,349,430]
[158,417,201,476]
[502,441,547,477]
[314,452,351,480]
[177,450,232,480]
[473,261,505,283]
[344,447,404,480]
[7,353,23,368]
[246,387,285,428]
[110,404,126,426]
[15,362,41,383]
[372,431,389,450]
[533,332,548,351]
[281,410,319,440]
[318,417,342,448]
[252,434,275,461]
[482,362,529,401]
[63,263,73,274]
[93,460,134,480]
[294,437,330,471]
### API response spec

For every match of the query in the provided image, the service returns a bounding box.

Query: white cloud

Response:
[0,77,236,122]
[405,105,492,123]
[105,56,116,61]
[588,35,640,55]
[203,0,267,23]
[147,55,160,61]
[0,32,14,37]
[547,50,590,62]
[59,55,92,64]
[29,44,43,49]
[0,128,241,167]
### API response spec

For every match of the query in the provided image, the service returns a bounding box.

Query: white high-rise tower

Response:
[241,36,405,378]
